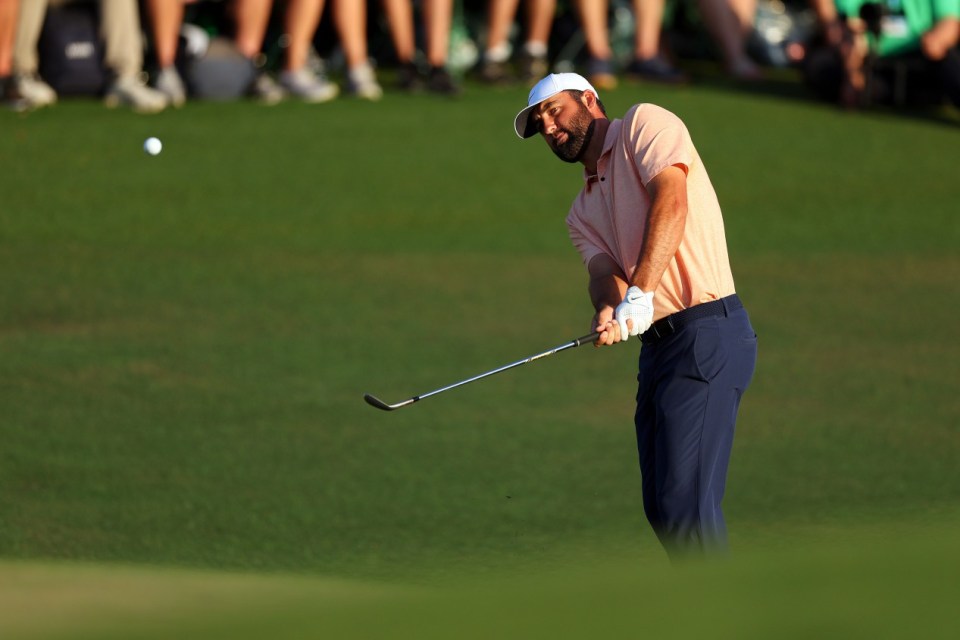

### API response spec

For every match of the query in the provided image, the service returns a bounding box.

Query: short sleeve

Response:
[625,104,693,186]
[566,202,606,267]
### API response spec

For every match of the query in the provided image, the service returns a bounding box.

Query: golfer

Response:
[514,74,758,558]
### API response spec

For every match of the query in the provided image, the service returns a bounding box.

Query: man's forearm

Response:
[589,271,628,313]
[631,171,687,293]
[586,253,629,312]
[631,207,685,292]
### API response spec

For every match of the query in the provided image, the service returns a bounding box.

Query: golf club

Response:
[364,331,601,411]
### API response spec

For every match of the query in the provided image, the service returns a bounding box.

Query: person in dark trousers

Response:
[513,73,758,559]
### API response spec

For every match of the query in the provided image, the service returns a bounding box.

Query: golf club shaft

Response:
[365,331,600,410]
[417,331,601,401]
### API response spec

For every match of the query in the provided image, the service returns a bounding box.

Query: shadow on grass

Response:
[680,59,960,128]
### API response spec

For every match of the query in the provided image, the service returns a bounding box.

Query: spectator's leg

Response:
[13,0,47,76]
[381,0,416,65]
[940,47,960,108]
[633,0,663,61]
[696,0,760,79]
[282,0,324,72]
[0,0,18,77]
[517,0,554,82]
[575,0,617,89]
[231,0,272,60]
[144,0,184,70]
[99,0,144,79]
[626,0,685,82]
[229,0,286,103]
[334,0,383,99]
[422,0,460,94]
[839,28,868,108]
[0,0,26,108]
[478,0,519,83]
[144,0,186,107]
[279,0,341,102]
[486,0,519,58]
[422,0,451,68]
[333,0,367,70]
[728,0,756,32]
[100,0,168,112]
[523,0,554,50]
[576,0,611,61]
[11,0,55,107]
[380,0,423,90]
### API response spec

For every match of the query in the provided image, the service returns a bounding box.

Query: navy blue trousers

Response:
[634,297,757,558]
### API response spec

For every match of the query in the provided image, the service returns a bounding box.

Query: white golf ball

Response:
[143,137,162,156]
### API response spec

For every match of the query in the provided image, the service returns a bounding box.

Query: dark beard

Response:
[550,106,596,164]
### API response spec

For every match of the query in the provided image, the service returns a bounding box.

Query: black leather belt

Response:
[641,294,743,343]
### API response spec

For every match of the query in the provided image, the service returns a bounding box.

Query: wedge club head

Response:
[363,393,416,412]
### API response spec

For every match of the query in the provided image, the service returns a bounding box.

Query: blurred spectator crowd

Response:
[0,0,957,114]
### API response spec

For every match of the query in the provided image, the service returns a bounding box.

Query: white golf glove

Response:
[615,286,655,340]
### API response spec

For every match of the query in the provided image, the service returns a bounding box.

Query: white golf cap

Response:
[513,73,599,139]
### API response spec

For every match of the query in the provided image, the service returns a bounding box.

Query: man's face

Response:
[531,91,596,163]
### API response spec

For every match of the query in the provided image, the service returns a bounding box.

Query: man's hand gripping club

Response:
[615,286,654,340]
[593,286,655,346]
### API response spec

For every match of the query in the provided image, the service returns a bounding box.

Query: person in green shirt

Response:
[806,0,960,108]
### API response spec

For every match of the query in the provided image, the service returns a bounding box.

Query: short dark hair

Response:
[567,89,606,116]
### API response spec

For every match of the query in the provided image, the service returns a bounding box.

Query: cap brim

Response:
[514,86,566,139]
[514,73,600,140]
[513,104,540,139]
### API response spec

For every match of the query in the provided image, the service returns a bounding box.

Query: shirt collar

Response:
[583,118,621,184]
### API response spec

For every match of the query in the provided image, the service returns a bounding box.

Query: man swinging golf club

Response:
[514,74,758,558]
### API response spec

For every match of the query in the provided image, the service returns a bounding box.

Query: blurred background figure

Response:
[0,0,27,110]
[698,0,763,80]
[564,0,766,87]
[575,0,619,88]
[333,0,383,99]
[626,0,687,83]
[14,0,167,112]
[476,0,555,85]
[381,0,461,94]
[574,0,686,89]
[145,0,380,105]
[143,0,203,106]
[804,0,959,109]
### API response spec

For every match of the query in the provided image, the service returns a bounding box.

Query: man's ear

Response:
[581,91,595,108]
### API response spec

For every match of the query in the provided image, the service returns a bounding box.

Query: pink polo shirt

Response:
[566,103,736,321]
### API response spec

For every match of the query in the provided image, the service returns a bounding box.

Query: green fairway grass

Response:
[2,77,959,635]
[3,520,959,639]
